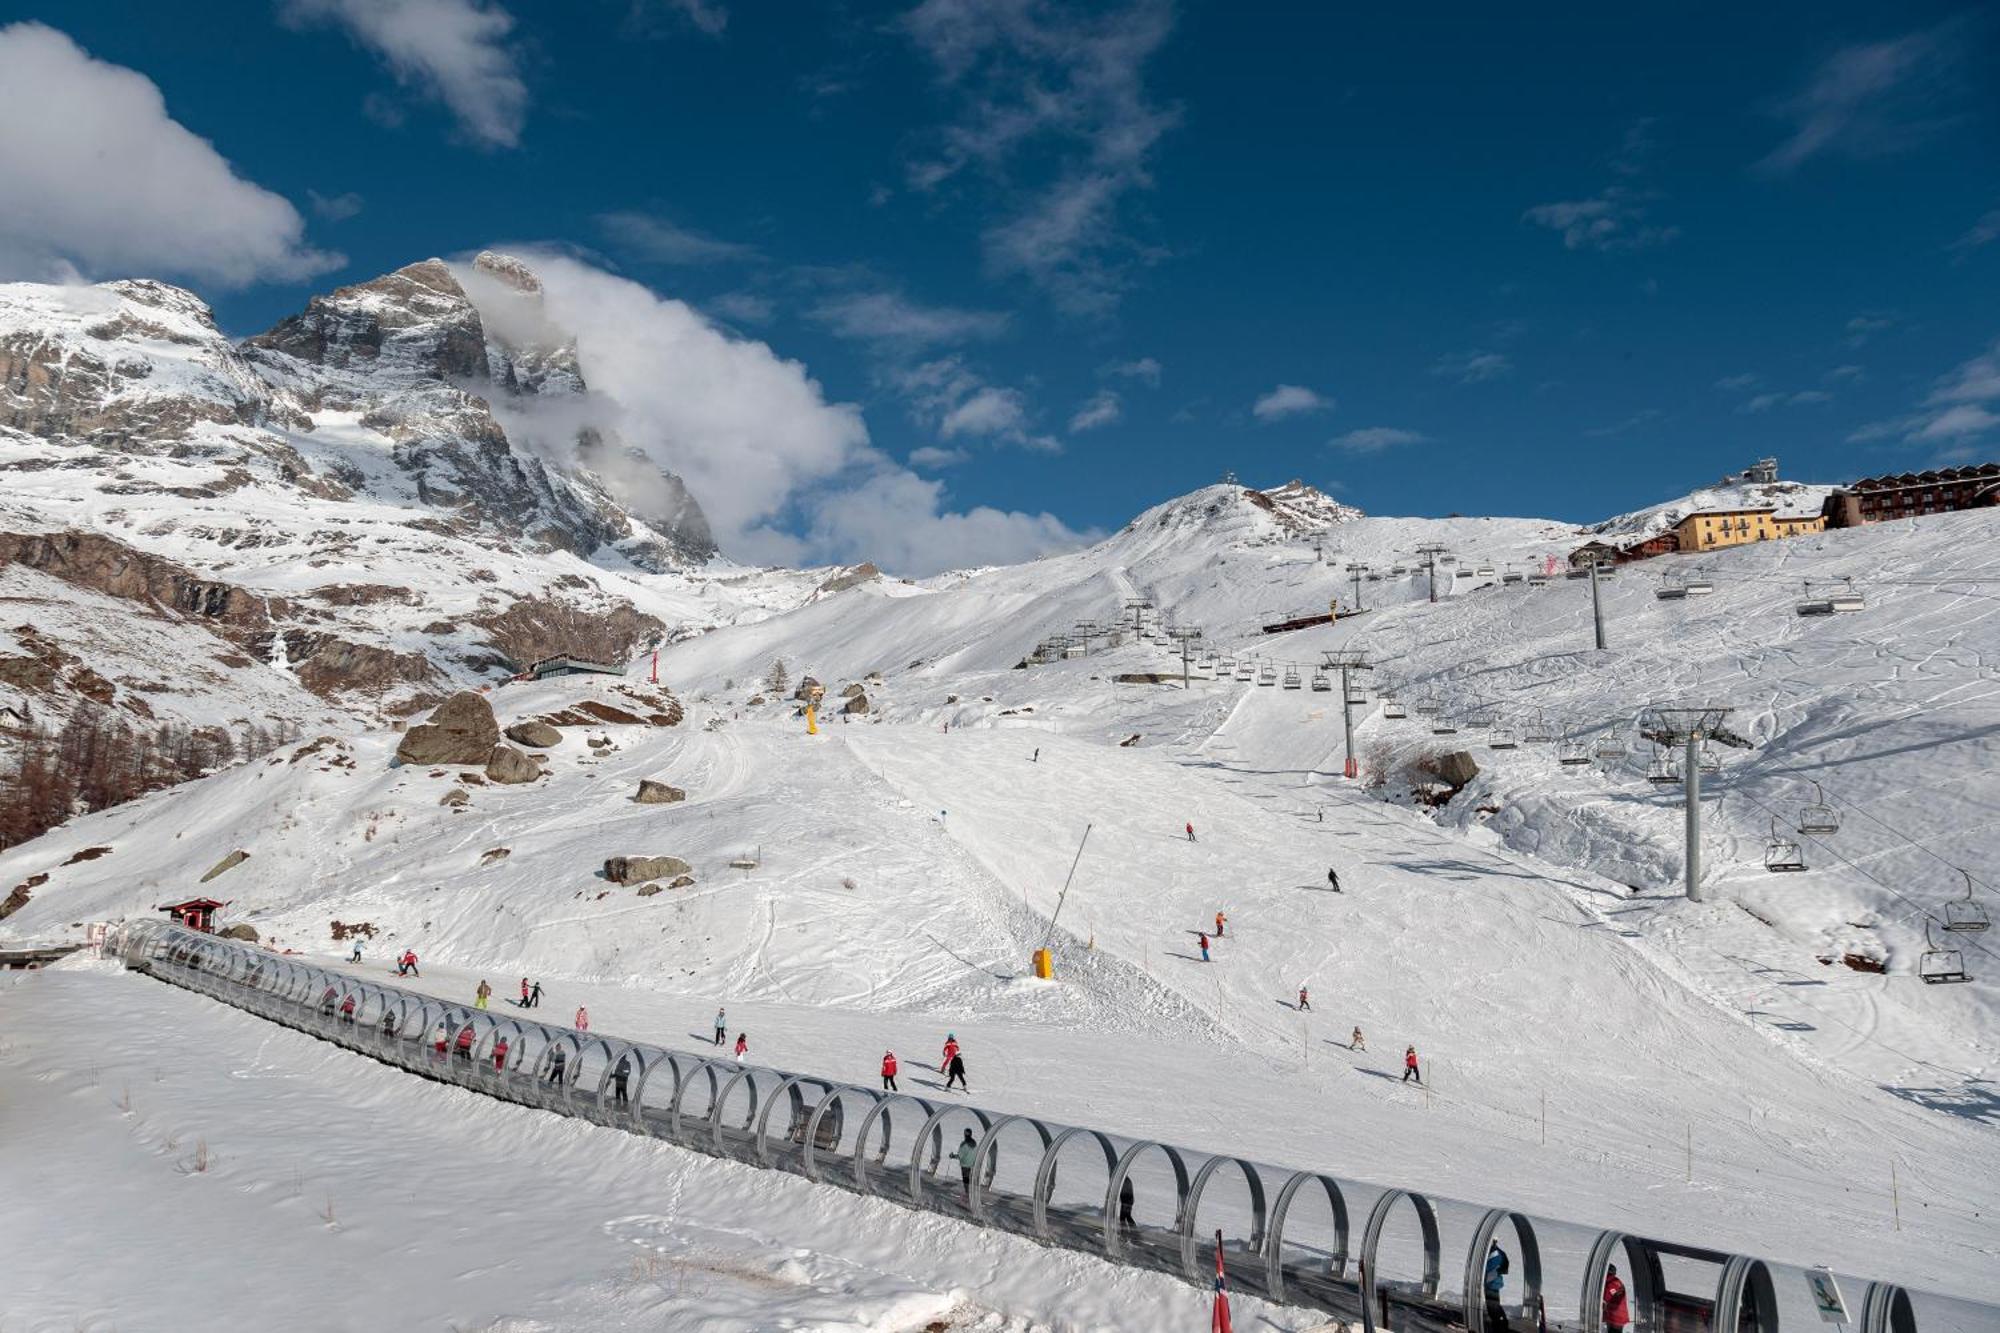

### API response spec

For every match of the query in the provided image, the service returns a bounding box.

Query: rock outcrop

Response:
[504,720,562,748]
[634,780,685,804]
[396,692,500,766]
[604,855,691,885]
[484,743,540,784]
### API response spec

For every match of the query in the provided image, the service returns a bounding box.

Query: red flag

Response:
[1211,1229,1233,1333]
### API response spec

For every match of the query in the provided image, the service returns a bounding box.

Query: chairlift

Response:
[1594,733,1626,759]
[1468,705,1497,729]
[1795,580,1835,617]
[1382,697,1408,720]
[1282,665,1302,690]
[1557,737,1592,767]
[1696,743,1721,775]
[1310,670,1331,692]
[1526,573,1551,588]
[1682,574,1714,596]
[1645,749,1681,785]
[1257,661,1277,686]
[1920,920,1971,985]
[1523,711,1555,744]
[1414,695,1442,718]
[1346,684,1368,705]
[1431,711,1459,736]
[1764,817,1807,873]
[1501,570,1525,585]
[1489,725,1518,750]
[1475,564,1496,577]
[1943,870,1990,934]
[1797,782,1839,835]
[1828,576,1865,613]
[1566,565,1591,581]
[1655,574,1688,601]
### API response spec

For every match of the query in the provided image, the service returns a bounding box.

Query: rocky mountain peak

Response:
[243,258,488,383]
[472,250,542,295]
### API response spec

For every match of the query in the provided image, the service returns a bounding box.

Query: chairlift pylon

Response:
[1920,919,1971,984]
[1764,816,1807,873]
[1943,869,1990,934]
[1798,782,1839,835]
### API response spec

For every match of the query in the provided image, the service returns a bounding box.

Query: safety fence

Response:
[114,921,1994,1333]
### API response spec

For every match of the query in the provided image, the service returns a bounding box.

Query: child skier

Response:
[574,1006,589,1033]
[1197,932,1210,962]
[1351,1026,1366,1051]
[1213,910,1226,938]
[714,1007,727,1045]
[940,1033,959,1070]
[881,1050,898,1092]
[733,1033,749,1064]
[1184,821,1196,842]
[1403,1045,1421,1083]
[1297,985,1310,1012]
[519,977,530,1006]
[528,981,542,1008]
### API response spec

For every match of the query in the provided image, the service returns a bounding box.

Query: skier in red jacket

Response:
[492,1035,510,1072]
[574,1006,589,1033]
[939,1033,959,1070]
[1403,1045,1422,1084]
[1184,821,1196,842]
[1602,1266,1630,1333]
[880,1050,898,1092]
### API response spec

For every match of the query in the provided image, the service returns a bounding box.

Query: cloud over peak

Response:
[1252,384,1333,421]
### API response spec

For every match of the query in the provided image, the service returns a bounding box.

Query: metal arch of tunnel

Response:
[908,1103,996,1203]
[799,1084,881,1181]
[1715,1254,1779,1333]
[1264,1170,1352,1301]
[1463,1207,1542,1333]
[846,1092,936,1199]
[627,1047,689,1140]
[1029,1125,1119,1242]
[966,1114,1055,1222]
[669,1057,727,1141]
[1862,1282,1917,1333]
[1358,1188,1442,1333]
[1580,1232,1665,1333]
[755,1073,836,1166]
[1102,1140,1192,1261]
[1178,1155,1269,1281]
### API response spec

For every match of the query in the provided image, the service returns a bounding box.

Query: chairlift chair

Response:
[1235,660,1254,682]
[1920,921,1971,984]
[1646,749,1681,785]
[1431,711,1459,736]
[1257,661,1277,686]
[1524,711,1555,744]
[1346,684,1367,705]
[1656,574,1688,601]
[1566,565,1591,580]
[1501,570,1524,585]
[1489,725,1518,750]
[1557,737,1592,767]
[1943,870,1990,934]
[1795,580,1835,617]
[1382,697,1408,719]
[1282,666,1302,690]
[1829,576,1865,613]
[1797,783,1839,835]
[1764,817,1807,873]
[1414,695,1442,718]
[1682,574,1715,596]
[1310,670,1331,692]
[1595,733,1626,760]
[1475,564,1496,577]
[1697,743,1721,775]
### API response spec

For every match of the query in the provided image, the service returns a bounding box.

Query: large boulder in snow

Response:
[1433,750,1480,789]
[219,923,259,942]
[605,855,691,885]
[634,780,685,805]
[396,691,499,766]
[504,720,562,749]
[484,743,540,785]
[841,691,869,715]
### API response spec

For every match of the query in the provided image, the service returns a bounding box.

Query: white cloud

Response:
[307,189,366,221]
[1331,427,1425,454]
[1949,208,2000,259]
[706,290,773,325]
[1522,187,1678,252]
[1844,312,1899,347]
[941,385,1027,440]
[1068,389,1121,433]
[908,445,969,468]
[1912,403,2000,440]
[1101,356,1161,386]
[597,211,755,264]
[1714,372,1761,391]
[808,469,1092,575]
[279,0,527,149]
[1927,339,2000,406]
[632,0,727,36]
[1825,364,1864,383]
[902,0,1178,315]
[1252,384,1333,421]
[1582,409,1661,438]
[808,290,1009,350]
[884,355,1054,452]
[1431,350,1513,384]
[1846,337,2000,448]
[1742,389,1833,413]
[1757,25,1962,174]
[0,23,341,287]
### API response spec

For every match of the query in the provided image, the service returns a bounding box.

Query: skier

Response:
[939,1033,959,1071]
[1118,1175,1137,1235]
[1484,1242,1509,1328]
[612,1052,632,1107]
[492,1035,510,1072]
[339,992,357,1024]
[381,1010,399,1042]
[349,941,363,964]
[400,949,421,978]
[575,1006,589,1033]
[945,1048,968,1091]
[432,1021,449,1058]
[1297,985,1310,1012]
[519,977,530,1006]
[455,1024,475,1062]
[475,979,491,1010]
[713,1007,727,1046]
[733,1033,749,1064]
[528,981,543,1008]
[1213,909,1226,938]
[1197,932,1210,962]
[954,1127,978,1195]
[1031,748,1040,763]
[1351,1026,1366,1052]
[881,1050,899,1092]
[546,1044,568,1086]
[1403,1045,1421,1084]
[1184,821,1196,843]
[1602,1265,1630,1333]
[1327,867,1341,892]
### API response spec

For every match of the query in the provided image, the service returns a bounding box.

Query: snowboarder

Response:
[1197,932,1210,962]
[1602,1265,1630,1333]
[955,1128,978,1195]
[349,941,363,964]
[528,981,543,1008]
[881,1050,899,1092]
[475,979,491,1010]
[1403,1045,1421,1083]
[1484,1242,1509,1328]
[1213,910,1226,938]
[612,1052,632,1107]
[519,977,530,1006]
[1184,821,1196,842]
[1297,985,1310,1012]
[1327,867,1341,892]
[714,1008,727,1046]
[1118,1175,1136,1235]
[1351,1026,1366,1052]
[945,1049,968,1091]
[940,1033,959,1070]
[574,1006,589,1033]
[733,1033,749,1064]
[492,1035,510,1072]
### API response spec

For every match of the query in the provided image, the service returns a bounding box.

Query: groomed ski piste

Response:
[4,484,1997,1331]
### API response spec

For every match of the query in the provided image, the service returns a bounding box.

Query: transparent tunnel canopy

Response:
[110,923,1998,1333]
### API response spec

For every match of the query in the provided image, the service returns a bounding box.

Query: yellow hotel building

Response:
[1674,508,1826,552]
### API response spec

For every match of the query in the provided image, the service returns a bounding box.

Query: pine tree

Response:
[765,659,790,693]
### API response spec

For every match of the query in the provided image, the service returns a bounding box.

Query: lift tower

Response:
[1416,543,1449,604]
[1641,705,1734,901]
[1322,648,1375,779]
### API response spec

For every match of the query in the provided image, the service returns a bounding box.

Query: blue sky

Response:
[1,1,1995,568]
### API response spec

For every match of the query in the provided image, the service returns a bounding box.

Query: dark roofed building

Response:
[1824,465,2000,527]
